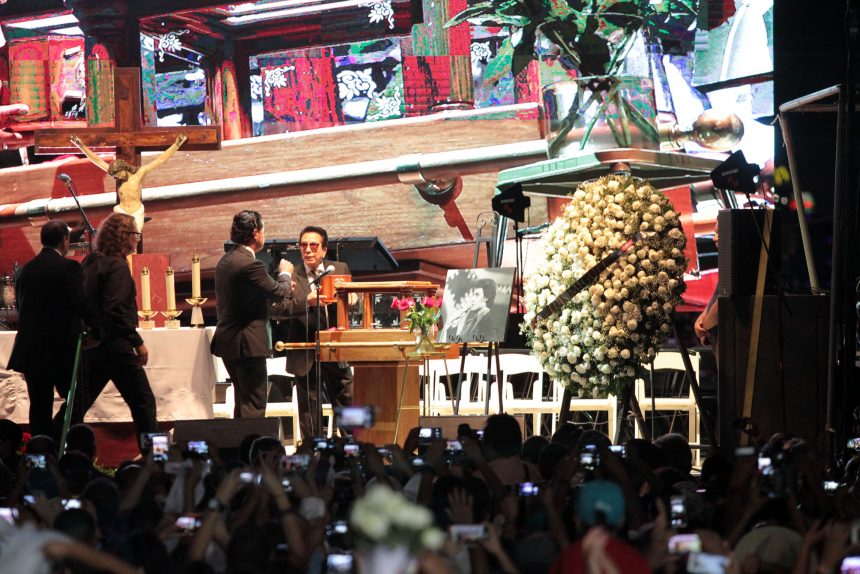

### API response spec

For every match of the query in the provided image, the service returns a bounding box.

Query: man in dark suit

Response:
[271,226,353,440]
[8,220,97,439]
[211,210,293,418]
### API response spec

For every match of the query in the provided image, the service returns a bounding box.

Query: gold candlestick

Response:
[138,309,157,330]
[161,309,182,329]
[185,297,207,327]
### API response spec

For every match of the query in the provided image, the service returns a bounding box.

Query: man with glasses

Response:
[211,210,293,418]
[271,226,352,441]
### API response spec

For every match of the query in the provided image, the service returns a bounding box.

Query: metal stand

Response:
[59,332,84,457]
[186,297,207,327]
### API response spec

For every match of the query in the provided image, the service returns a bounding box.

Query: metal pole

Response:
[777,113,821,291]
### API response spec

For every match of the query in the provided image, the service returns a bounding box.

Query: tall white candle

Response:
[140,267,151,310]
[165,266,176,310]
[191,254,201,298]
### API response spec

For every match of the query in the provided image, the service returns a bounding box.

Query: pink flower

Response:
[390,297,401,310]
[396,298,415,311]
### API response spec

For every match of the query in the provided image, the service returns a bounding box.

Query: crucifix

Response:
[35,67,221,231]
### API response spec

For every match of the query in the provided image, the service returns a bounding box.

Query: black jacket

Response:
[8,248,98,371]
[81,253,144,349]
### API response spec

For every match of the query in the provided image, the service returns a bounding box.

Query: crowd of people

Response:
[0,412,854,574]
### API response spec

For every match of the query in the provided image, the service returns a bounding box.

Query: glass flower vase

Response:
[542,75,659,158]
[413,327,436,356]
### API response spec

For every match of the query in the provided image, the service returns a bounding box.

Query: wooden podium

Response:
[307,281,441,445]
[318,329,420,445]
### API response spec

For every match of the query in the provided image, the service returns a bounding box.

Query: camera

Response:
[326,521,353,552]
[174,515,202,534]
[687,552,731,574]
[848,437,860,451]
[843,556,860,574]
[185,440,209,458]
[0,507,18,524]
[141,432,170,463]
[518,482,540,497]
[312,437,331,452]
[670,495,687,529]
[282,454,310,473]
[667,533,701,554]
[450,524,487,543]
[410,455,426,468]
[281,477,293,493]
[335,406,374,429]
[62,498,82,509]
[326,553,354,574]
[343,443,361,459]
[609,445,626,458]
[376,446,392,461]
[418,426,441,445]
[823,480,839,494]
[758,449,797,498]
[580,444,600,471]
[24,454,46,469]
[239,470,260,485]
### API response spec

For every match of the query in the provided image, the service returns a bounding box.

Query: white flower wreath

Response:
[522,174,687,398]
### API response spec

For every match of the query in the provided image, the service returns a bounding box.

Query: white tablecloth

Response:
[0,328,217,423]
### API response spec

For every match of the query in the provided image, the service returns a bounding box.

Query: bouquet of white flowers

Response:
[522,173,687,398]
[349,485,445,553]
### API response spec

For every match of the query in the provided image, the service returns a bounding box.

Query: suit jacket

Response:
[210,246,292,360]
[8,248,98,371]
[81,253,144,349]
[271,259,349,377]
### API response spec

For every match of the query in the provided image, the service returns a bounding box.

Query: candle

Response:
[165,266,176,311]
[140,267,151,310]
[191,254,201,298]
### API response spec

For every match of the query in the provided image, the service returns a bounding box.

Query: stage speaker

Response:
[717,294,828,455]
[419,415,526,438]
[717,209,782,297]
[173,418,282,460]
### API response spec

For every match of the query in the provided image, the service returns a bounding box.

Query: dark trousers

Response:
[296,362,353,441]
[22,355,77,440]
[223,356,269,418]
[78,341,158,447]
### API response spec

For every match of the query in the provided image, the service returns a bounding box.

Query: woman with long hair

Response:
[79,213,157,446]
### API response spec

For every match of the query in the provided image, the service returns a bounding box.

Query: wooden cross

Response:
[35,67,221,182]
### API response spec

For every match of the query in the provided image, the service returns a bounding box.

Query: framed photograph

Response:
[438,268,515,344]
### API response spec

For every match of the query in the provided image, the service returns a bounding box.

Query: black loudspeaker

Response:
[717,295,829,455]
[173,418,281,461]
[717,209,782,297]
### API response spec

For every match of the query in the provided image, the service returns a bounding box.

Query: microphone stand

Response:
[60,176,96,254]
[309,268,334,436]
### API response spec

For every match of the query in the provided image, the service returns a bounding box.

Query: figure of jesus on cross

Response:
[70,132,187,232]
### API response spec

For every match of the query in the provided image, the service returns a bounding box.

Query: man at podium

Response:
[271,226,353,441]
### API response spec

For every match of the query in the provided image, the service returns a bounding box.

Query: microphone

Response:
[57,173,72,183]
[516,222,551,236]
[310,265,336,287]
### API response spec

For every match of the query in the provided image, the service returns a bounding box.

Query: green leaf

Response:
[482,39,514,87]
[541,19,582,61]
[621,98,660,143]
[443,2,496,27]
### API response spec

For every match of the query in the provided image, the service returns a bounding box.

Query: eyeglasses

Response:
[126,231,142,239]
[300,242,321,251]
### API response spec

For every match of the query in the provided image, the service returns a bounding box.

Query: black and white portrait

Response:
[438,268,515,344]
